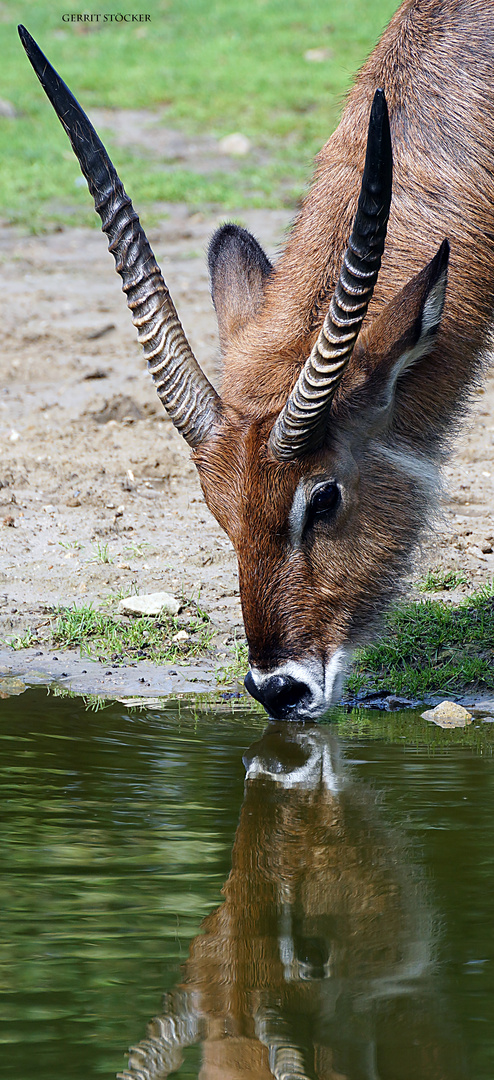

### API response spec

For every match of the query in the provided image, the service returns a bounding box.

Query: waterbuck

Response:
[19,2,494,721]
[116,725,460,1080]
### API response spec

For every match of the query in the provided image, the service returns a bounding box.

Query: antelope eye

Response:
[310,482,341,518]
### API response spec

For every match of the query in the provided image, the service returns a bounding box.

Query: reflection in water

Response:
[117,724,464,1080]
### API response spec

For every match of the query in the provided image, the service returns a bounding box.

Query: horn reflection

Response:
[117,724,464,1080]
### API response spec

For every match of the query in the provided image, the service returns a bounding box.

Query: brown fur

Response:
[223,0,494,418]
[196,0,494,710]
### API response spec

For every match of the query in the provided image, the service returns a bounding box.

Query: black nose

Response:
[244,671,311,720]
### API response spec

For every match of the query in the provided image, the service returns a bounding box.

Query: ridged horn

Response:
[18,25,221,449]
[269,89,392,461]
[116,990,200,1080]
[255,1006,313,1080]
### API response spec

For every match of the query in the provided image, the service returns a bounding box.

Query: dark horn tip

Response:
[367,88,389,140]
[430,237,450,281]
[18,24,34,52]
[371,87,387,114]
[359,86,392,208]
[18,25,56,90]
[437,237,450,266]
[369,87,391,148]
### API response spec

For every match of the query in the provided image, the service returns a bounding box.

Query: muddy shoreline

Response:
[0,644,219,699]
[2,644,494,717]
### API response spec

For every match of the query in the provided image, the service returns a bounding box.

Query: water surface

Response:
[1,688,494,1078]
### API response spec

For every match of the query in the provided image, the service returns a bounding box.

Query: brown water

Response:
[1,688,494,1079]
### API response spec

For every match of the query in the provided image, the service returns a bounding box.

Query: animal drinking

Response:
[19,1,494,719]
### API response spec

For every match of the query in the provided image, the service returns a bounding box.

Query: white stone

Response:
[304,47,332,63]
[0,99,17,118]
[0,676,26,696]
[119,592,181,617]
[219,132,251,157]
[421,700,473,728]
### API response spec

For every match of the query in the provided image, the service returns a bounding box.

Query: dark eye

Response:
[310,482,341,519]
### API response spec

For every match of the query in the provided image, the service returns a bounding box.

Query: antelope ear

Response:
[344,238,449,421]
[208,224,273,349]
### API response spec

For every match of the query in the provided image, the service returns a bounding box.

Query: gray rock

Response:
[421,700,473,728]
[119,592,182,617]
[0,675,26,696]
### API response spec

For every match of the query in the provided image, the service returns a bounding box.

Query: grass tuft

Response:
[418,567,468,592]
[216,636,249,685]
[347,583,494,699]
[9,629,38,650]
[50,602,214,664]
[89,541,113,564]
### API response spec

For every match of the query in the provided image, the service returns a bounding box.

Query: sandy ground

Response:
[0,180,493,697]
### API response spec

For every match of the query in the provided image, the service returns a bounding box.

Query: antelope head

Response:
[20,28,449,722]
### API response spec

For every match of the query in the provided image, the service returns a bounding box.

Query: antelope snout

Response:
[244,670,312,720]
[244,648,353,720]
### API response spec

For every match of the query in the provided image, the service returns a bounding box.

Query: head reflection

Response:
[118,724,463,1080]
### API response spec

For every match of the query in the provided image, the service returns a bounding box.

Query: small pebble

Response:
[0,99,18,118]
[0,676,26,697]
[219,132,251,156]
[82,367,109,378]
[304,47,333,62]
[421,700,473,728]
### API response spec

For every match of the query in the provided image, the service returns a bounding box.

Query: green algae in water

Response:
[1,688,494,1078]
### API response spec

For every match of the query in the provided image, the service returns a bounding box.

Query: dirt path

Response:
[0,202,493,692]
[0,208,288,660]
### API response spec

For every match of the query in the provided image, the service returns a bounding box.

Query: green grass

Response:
[214,586,494,700]
[347,583,494,699]
[418,567,468,592]
[89,541,113,564]
[1,0,397,226]
[9,628,38,650]
[124,541,155,558]
[216,636,249,685]
[48,602,214,664]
